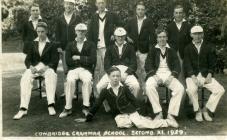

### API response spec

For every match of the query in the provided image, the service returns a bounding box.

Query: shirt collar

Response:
[155,43,170,49]
[75,37,87,42]
[137,15,147,21]
[29,15,42,21]
[64,12,74,17]
[115,41,127,47]
[96,8,108,14]
[34,37,50,43]
[192,40,203,47]
[107,82,123,89]
[174,18,186,23]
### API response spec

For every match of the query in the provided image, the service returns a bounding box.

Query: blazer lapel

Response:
[61,14,68,25]
[179,22,188,33]
[80,41,87,53]
[174,21,186,32]
[173,22,181,32]
[133,18,139,36]
[34,41,40,56]
[113,44,120,57]
[69,13,76,25]
[192,43,202,54]
[29,21,35,30]
[155,49,161,66]
[41,42,51,57]
[72,41,82,54]
[103,12,109,30]
[139,18,147,35]
[94,14,99,36]
[121,44,127,58]
[199,41,205,54]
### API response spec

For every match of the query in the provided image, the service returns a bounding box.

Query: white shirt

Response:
[75,38,87,52]
[155,43,171,50]
[155,44,171,77]
[174,19,186,30]
[64,12,73,24]
[107,82,123,96]
[137,16,146,34]
[96,8,108,14]
[115,41,127,56]
[97,12,106,48]
[192,40,203,54]
[34,37,50,56]
[29,15,42,29]
[33,37,50,71]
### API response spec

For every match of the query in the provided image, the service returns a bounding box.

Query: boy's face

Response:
[191,32,204,43]
[157,32,168,46]
[108,71,121,86]
[136,5,145,18]
[64,1,74,13]
[174,8,184,22]
[36,27,47,40]
[30,6,40,19]
[96,0,106,12]
[115,35,126,45]
[75,30,87,39]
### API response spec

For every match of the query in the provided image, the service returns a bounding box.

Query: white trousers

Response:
[96,65,140,97]
[145,74,184,116]
[65,67,92,109]
[20,68,57,109]
[115,111,168,129]
[136,51,147,90]
[186,73,225,112]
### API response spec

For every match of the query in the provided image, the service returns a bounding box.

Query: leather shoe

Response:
[59,109,72,118]
[13,110,27,120]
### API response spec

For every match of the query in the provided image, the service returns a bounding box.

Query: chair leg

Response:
[76,81,79,101]
[90,88,95,106]
[201,88,205,108]
[166,87,169,104]
[201,88,215,117]
[212,113,215,118]
[39,78,42,99]
[55,93,57,101]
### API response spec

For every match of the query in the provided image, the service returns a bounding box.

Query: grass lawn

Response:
[2,70,227,137]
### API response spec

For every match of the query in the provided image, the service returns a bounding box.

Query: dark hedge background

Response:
[2,0,227,68]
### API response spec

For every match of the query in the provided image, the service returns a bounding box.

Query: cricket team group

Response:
[12,0,225,129]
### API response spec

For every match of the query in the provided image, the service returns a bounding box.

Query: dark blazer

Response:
[65,40,96,74]
[21,18,43,42]
[22,18,45,54]
[86,85,140,121]
[167,21,192,59]
[24,40,59,72]
[104,43,137,75]
[125,17,156,53]
[87,11,121,48]
[145,45,181,79]
[183,41,216,78]
[55,13,82,50]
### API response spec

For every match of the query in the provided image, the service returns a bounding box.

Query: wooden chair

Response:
[32,76,57,101]
[32,76,44,99]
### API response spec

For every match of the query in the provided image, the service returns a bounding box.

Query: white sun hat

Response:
[191,25,204,33]
[114,27,127,36]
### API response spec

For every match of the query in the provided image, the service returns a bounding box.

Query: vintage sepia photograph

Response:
[1,0,227,139]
